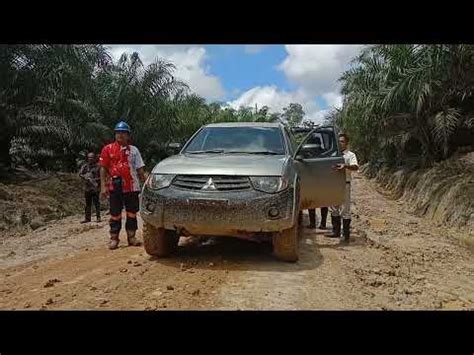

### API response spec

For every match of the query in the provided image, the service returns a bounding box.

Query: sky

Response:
[106,45,365,124]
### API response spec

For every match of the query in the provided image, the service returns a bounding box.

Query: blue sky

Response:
[204,45,292,101]
[108,45,364,123]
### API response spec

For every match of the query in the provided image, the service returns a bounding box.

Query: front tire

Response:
[142,222,179,257]
[272,217,300,262]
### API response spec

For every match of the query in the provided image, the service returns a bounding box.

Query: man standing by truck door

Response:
[327,133,359,243]
[99,121,146,250]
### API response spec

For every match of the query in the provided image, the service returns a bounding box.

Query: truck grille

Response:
[172,175,251,191]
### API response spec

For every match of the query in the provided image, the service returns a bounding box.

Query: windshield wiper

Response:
[185,149,225,154]
[225,151,283,155]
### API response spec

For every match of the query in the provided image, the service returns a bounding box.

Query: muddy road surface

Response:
[1,173,473,310]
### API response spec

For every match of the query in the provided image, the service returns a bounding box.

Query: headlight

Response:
[250,176,288,194]
[145,174,175,190]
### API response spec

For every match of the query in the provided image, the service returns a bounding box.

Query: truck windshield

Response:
[184,127,286,155]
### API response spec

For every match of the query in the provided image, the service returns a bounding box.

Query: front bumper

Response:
[140,185,296,236]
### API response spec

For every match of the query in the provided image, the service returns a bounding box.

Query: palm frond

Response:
[432,108,461,158]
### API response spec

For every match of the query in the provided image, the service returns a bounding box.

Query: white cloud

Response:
[278,45,364,102]
[226,45,364,125]
[244,45,265,54]
[228,86,310,113]
[107,45,225,101]
[322,92,343,109]
[310,108,332,123]
[227,85,330,124]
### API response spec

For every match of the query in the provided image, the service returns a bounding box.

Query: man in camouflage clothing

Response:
[79,152,101,223]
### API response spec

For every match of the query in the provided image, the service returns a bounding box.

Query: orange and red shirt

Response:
[99,142,145,193]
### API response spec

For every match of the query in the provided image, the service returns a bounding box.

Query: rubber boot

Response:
[319,207,328,229]
[126,230,141,246]
[308,209,316,229]
[109,234,119,250]
[341,219,351,244]
[325,216,341,238]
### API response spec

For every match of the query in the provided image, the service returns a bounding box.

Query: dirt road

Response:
[1,173,473,310]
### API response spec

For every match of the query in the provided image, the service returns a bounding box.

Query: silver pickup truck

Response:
[140,122,346,262]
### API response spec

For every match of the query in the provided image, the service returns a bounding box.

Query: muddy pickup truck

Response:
[140,122,346,262]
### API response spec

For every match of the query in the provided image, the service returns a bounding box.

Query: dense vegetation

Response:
[1,44,473,175]
[334,45,474,167]
[0,45,306,172]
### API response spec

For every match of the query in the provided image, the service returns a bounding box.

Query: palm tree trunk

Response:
[0,116,13,170]
[0,136,12,170]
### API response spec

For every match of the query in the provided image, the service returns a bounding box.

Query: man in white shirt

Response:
[326,133,359,243]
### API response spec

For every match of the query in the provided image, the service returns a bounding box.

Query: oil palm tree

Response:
[339,44,474,166]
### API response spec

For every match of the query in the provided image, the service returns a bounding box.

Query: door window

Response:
[296,127,341,159]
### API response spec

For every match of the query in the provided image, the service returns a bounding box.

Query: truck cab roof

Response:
[204,122,283,128]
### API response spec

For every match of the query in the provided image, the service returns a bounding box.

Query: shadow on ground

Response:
[148,233,326,273]
[146,213,366,272]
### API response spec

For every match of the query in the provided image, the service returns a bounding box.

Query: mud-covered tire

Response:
[298,211,303,226]
[272,218,300,263]
[142,222,179,257]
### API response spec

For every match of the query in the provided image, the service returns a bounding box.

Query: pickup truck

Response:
[140,122,346,262]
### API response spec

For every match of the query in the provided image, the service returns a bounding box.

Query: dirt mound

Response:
[0,171,105,235]
[361,152,474,233]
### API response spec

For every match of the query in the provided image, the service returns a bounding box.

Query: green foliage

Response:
[0,45,306,173]
[281,103,305,128]
[338,44,474,167]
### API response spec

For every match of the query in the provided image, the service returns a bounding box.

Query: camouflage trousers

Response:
[330,182,351,219]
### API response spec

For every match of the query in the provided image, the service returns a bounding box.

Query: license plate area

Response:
[186,198,229,207]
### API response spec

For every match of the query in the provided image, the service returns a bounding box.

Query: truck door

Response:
[294,126,346,210]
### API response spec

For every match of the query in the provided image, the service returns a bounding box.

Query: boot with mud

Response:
[307,209,316,229]
[325,216,341,238]
[109,234,120,250]
[341,219,351,244]
[126,230,141,246]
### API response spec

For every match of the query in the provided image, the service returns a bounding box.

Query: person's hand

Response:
[100,186,109,199]
[332,163,345,171]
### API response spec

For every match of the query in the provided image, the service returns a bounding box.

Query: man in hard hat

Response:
[79,152,101,223]
[326,133,359,244]
[99,121,146,250]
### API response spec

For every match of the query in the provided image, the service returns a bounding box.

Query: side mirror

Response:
[296,144,321,159]
[167,142,182,154]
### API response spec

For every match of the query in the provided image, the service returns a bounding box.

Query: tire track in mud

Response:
[211,174,474,310]
[212,228,371,309]
[0,173,473,310]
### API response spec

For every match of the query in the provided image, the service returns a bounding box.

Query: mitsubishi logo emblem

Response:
[202,178,217,190]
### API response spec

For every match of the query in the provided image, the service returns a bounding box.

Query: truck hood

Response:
[152,153,288,176]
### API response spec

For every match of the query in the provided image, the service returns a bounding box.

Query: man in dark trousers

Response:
[99,121,146,250]
[308,207,329,229]
[79,152,101,223]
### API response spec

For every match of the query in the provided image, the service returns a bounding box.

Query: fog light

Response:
[146,202,156,212]
[268,206,280,218]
